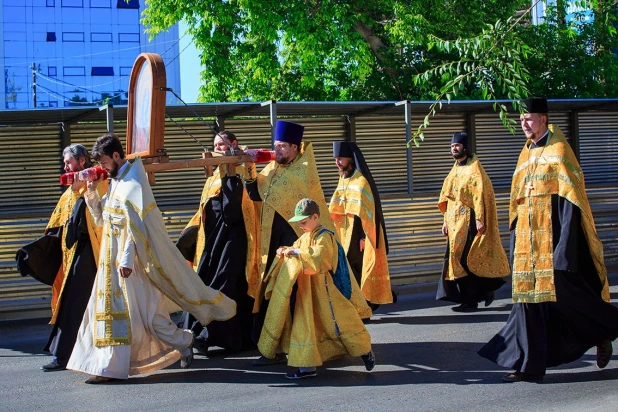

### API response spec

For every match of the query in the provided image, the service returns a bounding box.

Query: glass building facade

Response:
[0,0,182,109]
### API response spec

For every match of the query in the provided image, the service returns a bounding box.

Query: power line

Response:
[9,37,183,68]
[37,83,124,105]
[31,31,191,93]
[36,71,105,95]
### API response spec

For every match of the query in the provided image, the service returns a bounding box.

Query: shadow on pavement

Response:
[116,341,617,387]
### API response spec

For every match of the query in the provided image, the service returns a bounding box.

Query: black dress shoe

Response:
[501,371,544,383]
[252,353,287,366]
[484,291,495,307]
[41,361,67,372]
[451,303,478,312]
[84,376,121,384]
[597,339,613,369]
[361,350,376,371]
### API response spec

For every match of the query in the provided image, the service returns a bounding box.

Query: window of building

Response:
[49,101,58,107]
[46,32,56,42]
[117,0,139,9]
[118,33,139,42]
[62,32,84,42]
[90,0,111,7]
[119,66,132,76]
[47,0,55,6]
[91,33,112,42]
[61,0,83,6]
[92,66,114,76]
[64,66,86,76]
[48,66,57,76]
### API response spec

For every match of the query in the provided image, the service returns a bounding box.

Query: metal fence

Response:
[0,100,617,320]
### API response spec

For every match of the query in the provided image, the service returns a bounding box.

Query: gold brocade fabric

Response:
[255,141,334,283]
[257,226,371,367]
[510,125,608,303]
[438,154,509,281]
[329,170,392,304]
[92,158,236,347]
[46,182,107,324]
[183,165,260,300]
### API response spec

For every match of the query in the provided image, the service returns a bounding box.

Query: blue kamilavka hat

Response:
[274,121,304,146]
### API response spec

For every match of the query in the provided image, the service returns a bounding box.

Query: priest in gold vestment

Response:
[176,131,259,354]
[329,141,393,309]
[245,121,370,366]
[436,132,509,312]
[67,134,236,384]
[479,98,618,382]
[258,198,375,379]
[35,144,107,371]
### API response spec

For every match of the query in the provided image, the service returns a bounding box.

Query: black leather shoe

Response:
[451,303,478,312]
[484,291,495,307]
[252,353,287,366]
[361,351,376,371]
[41,361,67,372]
[193,336,209,356]
[501,371,544,383]
[597,339,613,369]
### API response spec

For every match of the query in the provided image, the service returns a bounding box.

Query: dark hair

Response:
[63,144,93,168]
[92,133,125,161]
[217,130,237,144]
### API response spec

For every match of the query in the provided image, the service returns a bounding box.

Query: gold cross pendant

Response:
[525,182,534,197]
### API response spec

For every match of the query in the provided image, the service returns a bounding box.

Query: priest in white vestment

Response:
[67,133,236,384]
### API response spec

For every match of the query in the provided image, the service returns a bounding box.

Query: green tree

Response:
[142,0,528,101]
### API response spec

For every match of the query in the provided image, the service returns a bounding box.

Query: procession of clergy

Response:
[29,97,618,384]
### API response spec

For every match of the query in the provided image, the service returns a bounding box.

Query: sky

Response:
[178,21,202,103]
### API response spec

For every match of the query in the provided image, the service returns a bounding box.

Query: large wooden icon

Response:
[126,53,166,159]
[124,53,252,183]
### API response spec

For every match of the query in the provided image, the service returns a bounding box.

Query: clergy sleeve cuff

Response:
[119,238,136,269]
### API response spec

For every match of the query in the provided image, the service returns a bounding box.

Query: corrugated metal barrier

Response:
[1,109,617,320]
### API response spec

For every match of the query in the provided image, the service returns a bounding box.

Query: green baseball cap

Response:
[288,198,320,222]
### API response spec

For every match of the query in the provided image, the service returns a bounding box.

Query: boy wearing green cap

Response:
[257,198,375,379]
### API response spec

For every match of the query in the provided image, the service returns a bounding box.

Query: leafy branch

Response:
[409,14,532,147]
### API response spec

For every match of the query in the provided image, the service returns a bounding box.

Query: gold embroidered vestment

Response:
[510,125,608,303]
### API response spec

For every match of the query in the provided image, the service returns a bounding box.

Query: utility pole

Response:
[32,62,37,108]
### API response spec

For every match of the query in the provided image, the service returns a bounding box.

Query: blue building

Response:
[0,0,182,109]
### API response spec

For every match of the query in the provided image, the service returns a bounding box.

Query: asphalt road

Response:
[1,284,618,412]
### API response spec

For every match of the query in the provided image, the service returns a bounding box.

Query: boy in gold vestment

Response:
[258,198,375,379]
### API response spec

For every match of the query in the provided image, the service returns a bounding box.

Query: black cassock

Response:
[177,176,254,352]
[436,206,505,305]
[245,179,299,344]
[479,193,618,375]
[45,198,97,364]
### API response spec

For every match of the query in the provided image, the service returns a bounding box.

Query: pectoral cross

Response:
[339,195,346,206]
[525,182,534,197]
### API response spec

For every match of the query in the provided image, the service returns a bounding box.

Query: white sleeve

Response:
[84,190,103,227]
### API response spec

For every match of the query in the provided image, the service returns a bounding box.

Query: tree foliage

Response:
[142,0,618,143]
[142,0,528,101]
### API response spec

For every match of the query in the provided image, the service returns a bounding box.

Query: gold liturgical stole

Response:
[438,154,509,281]
[183,165,260,301]
[329,170,392,304]
[510,125,608,303]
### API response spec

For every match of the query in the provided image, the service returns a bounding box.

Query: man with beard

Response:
[478,98,618,382]
[67,133,236,384]
[329,141,393,310]
[176,131,259,354]
[436,132,509,312]
[245,121,370,366]
[34,144,107,371]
